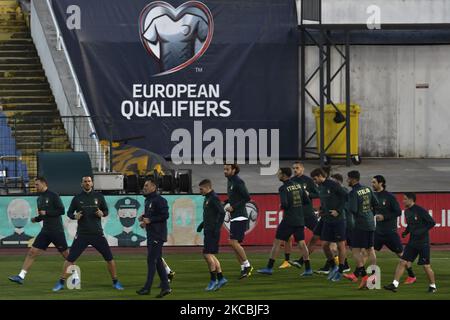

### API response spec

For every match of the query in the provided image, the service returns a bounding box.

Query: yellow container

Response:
[312,103,360,157]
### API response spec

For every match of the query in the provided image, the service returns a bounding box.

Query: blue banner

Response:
[0,195,204,247]
[51,0,299,161]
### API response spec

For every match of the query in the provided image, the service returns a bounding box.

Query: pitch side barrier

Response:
[0,192,449,247]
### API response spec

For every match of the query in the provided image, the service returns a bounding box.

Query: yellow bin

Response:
[312,103,361,158]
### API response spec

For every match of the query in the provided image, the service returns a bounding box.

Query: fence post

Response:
[14,117,18,186]
[72,117,76,151]
[109,121,113,172]
[40,117,44,152]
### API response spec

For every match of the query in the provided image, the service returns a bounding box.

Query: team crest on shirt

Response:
[414,214,418,221]
[45,198,49,204]
[148,202,152,209]
[382,200,386,206]
[94,199,98,205]
[205,200,209,206]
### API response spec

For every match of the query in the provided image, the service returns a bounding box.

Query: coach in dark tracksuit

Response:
[52,176,123,292]
[384,192,437,293]
[136,178,171,298]
[8,177,68,285]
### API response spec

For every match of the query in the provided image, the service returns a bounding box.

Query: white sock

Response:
[392,280,399,287]
[165,265,171,274]
[19,270,27,279]
[240,264,245,271]
[430,283,436,288]
[243,260,250,268]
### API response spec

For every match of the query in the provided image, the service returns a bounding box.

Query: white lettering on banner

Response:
[171,121,279,175]
[265,211,278,229]
[440,209,446,227]
[131,84,220,99]
[122,83,279,175]
[448,209,450,227]
[121,84,229,120]
[120,100,231,120]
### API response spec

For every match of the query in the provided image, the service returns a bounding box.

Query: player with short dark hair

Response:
[197,179,227,291]
[9,177,68,285]
[344,171,379,288]
[372,175,416,284]
[136,178,172,298]
[384,193,436,293]
[330,173,351,273]
[310,168,348,282]
[257,168,312,276]
[223,163,253,279]
[52,176,124,292]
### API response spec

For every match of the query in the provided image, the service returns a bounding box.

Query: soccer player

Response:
[330,173,351,273]
[136,178,172,297]
[257,168,312,276]
[372,175,416,284]
[310,168,348,282]
[197,179,227,291]
[9,177,68,285]
[223,163,253,279]
[282,161,319,269]
[52,176,124,291]
[384,193,436,293]
[344,171,379,289]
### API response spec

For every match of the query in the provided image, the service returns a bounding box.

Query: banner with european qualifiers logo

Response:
[51,0,299,161]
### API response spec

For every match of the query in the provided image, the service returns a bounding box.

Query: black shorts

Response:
[374,232,403,254]
[67,234,113,262]
[313,218,323,236]
[275,221,305,242]
[402,243,431,265]
[203,230,220,254]
[352,229,375,249]
[33,231,68,252]
[346,228,353,248]
[321,220,346,242]
[304,214,318,232]
[229,220,247,243]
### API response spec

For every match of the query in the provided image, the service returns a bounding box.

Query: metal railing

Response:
[0,115,113,194]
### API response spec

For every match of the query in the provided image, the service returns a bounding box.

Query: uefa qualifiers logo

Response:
[139,1,214,76]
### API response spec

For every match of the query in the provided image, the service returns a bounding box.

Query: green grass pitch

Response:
[0,250,449,300]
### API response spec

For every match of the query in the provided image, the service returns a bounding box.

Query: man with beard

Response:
[223,163,253,279]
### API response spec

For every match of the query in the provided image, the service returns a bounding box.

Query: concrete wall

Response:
[302,45,450,158]
[296,0,450,24]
